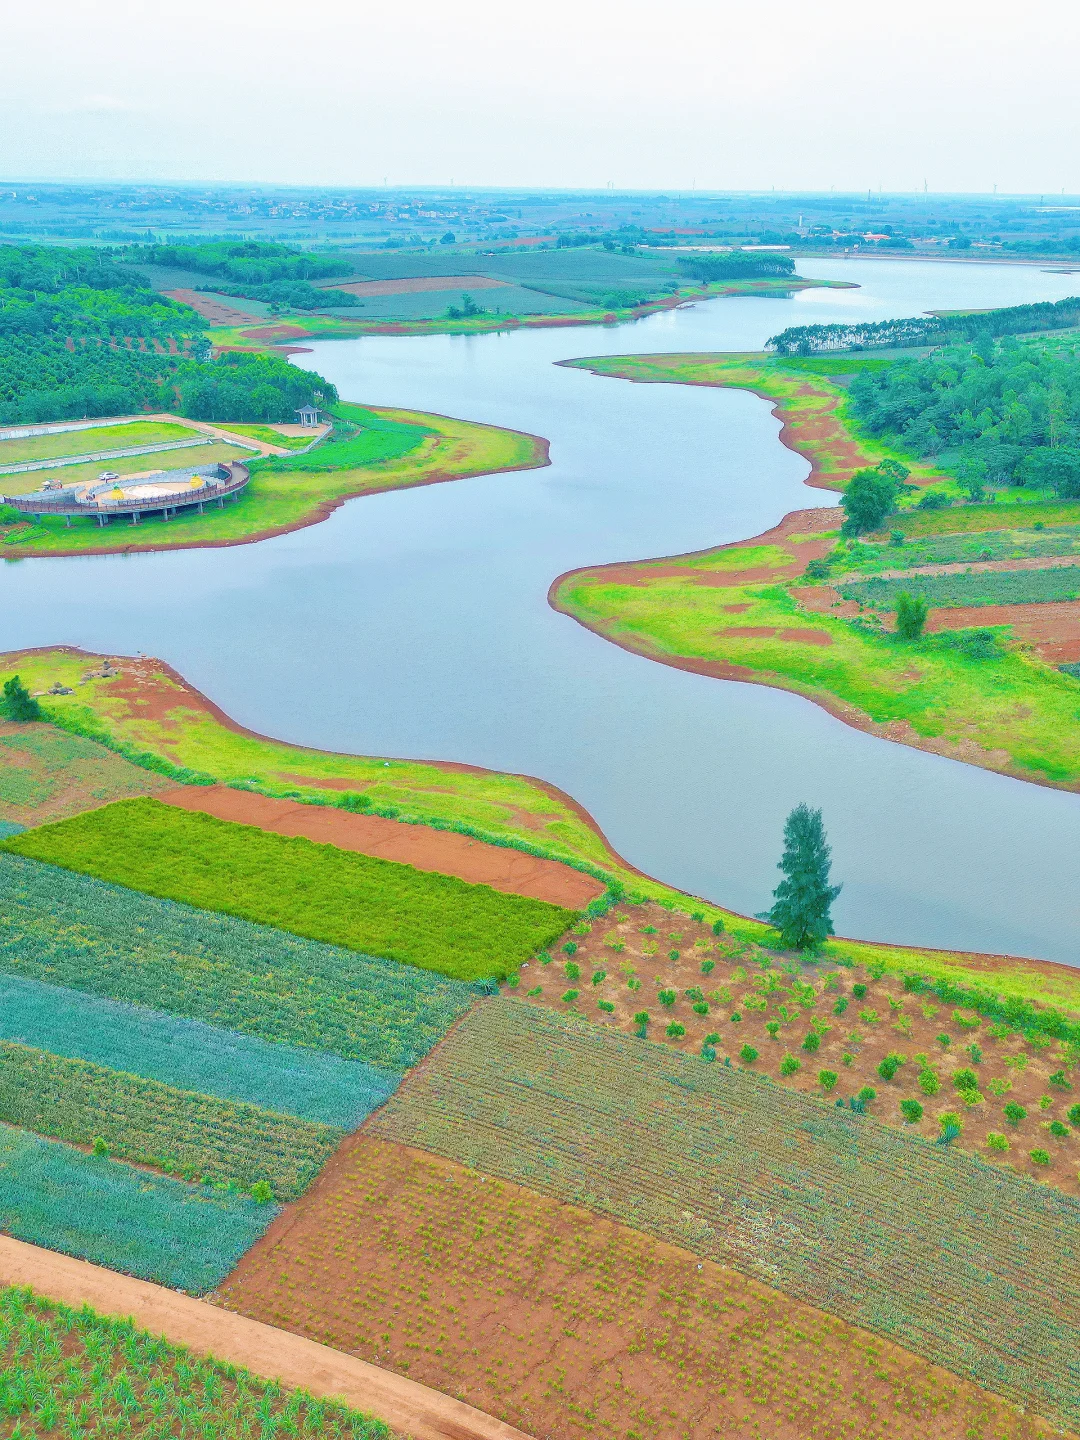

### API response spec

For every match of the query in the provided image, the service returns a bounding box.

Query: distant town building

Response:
[295,405,321,428]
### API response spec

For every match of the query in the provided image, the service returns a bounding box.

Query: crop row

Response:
[840,565,1080,610]
[0,1039,341,1199]
[843,523,1080,574]
[0,852,475,1068]
[367,998,1080,1433]
[3,797,577,982]
[0,970,398,1128]
[1,1285,388,1440]
[0,1122,274,1292]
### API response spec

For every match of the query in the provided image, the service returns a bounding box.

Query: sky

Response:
[2,0,1077,193]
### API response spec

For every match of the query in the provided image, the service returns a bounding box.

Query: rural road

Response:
[0,1236,534,1440]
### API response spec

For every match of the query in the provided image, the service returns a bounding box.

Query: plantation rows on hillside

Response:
[2,798,577,982]
[368,999,1080,1432]
[0,852,475,1066]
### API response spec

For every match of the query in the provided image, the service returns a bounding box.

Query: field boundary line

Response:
[0,1235,535,1440]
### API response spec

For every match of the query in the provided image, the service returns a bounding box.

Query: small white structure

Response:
[295,405,321,428]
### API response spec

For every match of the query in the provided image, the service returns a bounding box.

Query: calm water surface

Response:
[4,258,1080,962]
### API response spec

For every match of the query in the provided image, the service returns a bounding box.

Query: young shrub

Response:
[833,996,849,1016]
[730,1011,742,1023]
[938,1109,963,1133]
[561,989,580,1004]
[878,1052,906,1082]
[91,1136,109,1158]
[597,999,615,1014]
[1,675,42,722]
[692,1001,709,1016]
[1003,1101,1027,1126]
[1049,1069,1073,1090]
[852,983,867,999]
[857,1086,877,1107]
[251,1180,273,1203]
[1049,1119,1070,1138]
[658,989,676,1008]
[900,1099,923,1124]
[1039,1093,1054,1110]
[562,942,578,956]
[953,1009,981,1031]
[668,949,680,962]
[801,1030,821,1053]
[780,1054,801,1076]
[818,1070,839,1092]
[937,1033,952,1048]
[537,950,552,966]
[525,987,542,997]
[986,1132,1009,1152]
[591,969,607,986]
[765,1021,780,1039]
[641,925,658,935]
[684,987,704,1002]
[565,962,581,981]
[1068,1103,1080,1126]
[701,959,716,975]
[712,919,725,936]
[666,1022,686,1039]
[627,976,642,992]
[740,1044,759,1065]
[967,1043,983,1065]
[952,1067,979,1093]
[633,1010,650,1030]
[1030,1149,1051,1166]
[987,1076,1012,1096]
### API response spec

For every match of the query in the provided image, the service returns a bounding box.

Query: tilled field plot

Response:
[367,1001,1080,1433]
[220,1137,1051,1440]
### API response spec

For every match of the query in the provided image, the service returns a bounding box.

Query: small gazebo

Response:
[295,404,321,428]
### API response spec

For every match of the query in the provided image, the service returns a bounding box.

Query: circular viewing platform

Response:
[2,460,250,527]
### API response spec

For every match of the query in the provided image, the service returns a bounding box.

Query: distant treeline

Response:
[0,243,333,425]
[678,251,796,283]
[766,295,1080,355]
[133,241,353,286]
[196,279,362,312]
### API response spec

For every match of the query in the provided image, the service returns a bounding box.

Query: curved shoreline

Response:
[2,413,549,562]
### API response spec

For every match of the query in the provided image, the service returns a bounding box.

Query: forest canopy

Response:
[848,336,1080,496]
[177,352,336,424]
[766,296,1080,356]
[133,241,353,286]
[678,251,796,283]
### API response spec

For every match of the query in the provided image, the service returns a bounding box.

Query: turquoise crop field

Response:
[840,567,1080,609]
[0,853,476,1067]
[0,1040,341,1198]
[0,1123,276,1292]
[368,999,1080,1433]
[0,972,399,1127]
[3,798,577,982]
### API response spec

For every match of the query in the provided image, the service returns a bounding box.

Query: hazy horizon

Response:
[3,0,1077,194]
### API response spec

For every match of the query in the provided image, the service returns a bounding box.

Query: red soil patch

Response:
[724,625,833,645]
[163,290,258,326]
[157,784,604,909]
[218,1136,1051,1440]
[927,600,1080,663]
[524,902,1080,1198]
[326,277,512,298]
[239,324,314,342]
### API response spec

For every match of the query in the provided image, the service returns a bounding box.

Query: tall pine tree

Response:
[762,804,842,949]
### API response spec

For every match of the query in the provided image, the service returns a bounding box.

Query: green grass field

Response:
[0,1286,389,1440]
[3,798,577,981]
[368,998,1080,1433]
[0,1039,340,1198]
[250,403,427,473]
[0,420,199,466]
[0,407,543,552]
[213,422,316,449]
[841,566,1080,610]
[0,440,248,499]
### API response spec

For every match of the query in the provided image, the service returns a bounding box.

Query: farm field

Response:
[221,1135,1054,1440]
[0,1122,275,1291]
[524,902,1080,1195]
[840,565,1080,610]
[0,1038,341,1198]
[0,1285,388,1440]
[0,405,545,554]
[0,720,172,826]
[3,797,579,981]
[0,852,476,1067]
[0,419,199,466]
[4,646,1080,1010]
[366,1000,1080,1432]
[553,353,1080,791]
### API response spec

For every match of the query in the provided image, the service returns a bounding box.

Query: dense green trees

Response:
[767,296,1080,356]
[760,804,842,950]
[135,241,352,285]
[177,352,336,423]
[849,336,1080,492]
[678,251,796,283]
[841,466,900,534]
[200,279,361,311]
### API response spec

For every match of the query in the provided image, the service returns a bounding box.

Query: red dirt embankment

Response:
[0,1236,532,1440]
[157,785,604,910]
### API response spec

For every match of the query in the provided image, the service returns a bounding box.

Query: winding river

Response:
[4,258,1080,963]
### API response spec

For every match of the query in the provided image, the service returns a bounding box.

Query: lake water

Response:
[4,257,1080,963]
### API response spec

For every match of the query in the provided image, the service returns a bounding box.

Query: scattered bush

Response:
[878,1053,906,1082]
[986,1133,1009,1152]
[952,1067,979,1093]
[1049,1069,1073,1089]
[597,999,615,1014]
[766,1021,780,1039]
[1,674,41,722]
[1068,1104,1080,1126]
[937,1033,952,1047]
[818,1070,839,1092]
[561,990,580,1004]
[780,1054,801,1076]
[565,962,580,980]
[701,959,716,974]
[1004,1102,1027,1126]
[633,1011,650,1028]
[666,1022,686,1039]
[658,989,676,1008]
[1049,1120,1070,1138]
[591,969,606,985]
[563,942,578,957]
[801,1031,821,1052]
[1030,1149,1051,1166]
[740,1044,759,1064]
[900,1099,923,1124]
[692,1001,709,1016]
[852,984,867,999]
[833,997,849,1016]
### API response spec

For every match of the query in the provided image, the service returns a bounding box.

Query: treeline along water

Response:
[4,259,1080,962]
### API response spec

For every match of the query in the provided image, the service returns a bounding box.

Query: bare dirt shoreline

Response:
[0,1235,533,1440]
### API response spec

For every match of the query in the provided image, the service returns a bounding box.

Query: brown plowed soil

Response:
[0,1236,530,1440]
[157,785,605,909]
[163,290,260,326]
[0,718,173,827]
[218,1136,1057,1440]
[326,277,512,297]
[926,600,1080,663]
